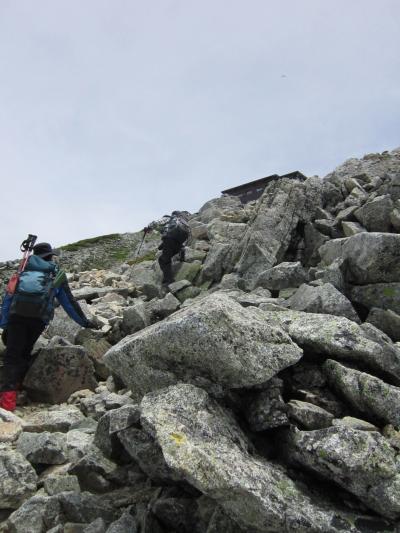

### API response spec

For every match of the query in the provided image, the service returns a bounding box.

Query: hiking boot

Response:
[0,391,17,411]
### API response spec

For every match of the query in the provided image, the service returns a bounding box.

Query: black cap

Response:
[33,242,59,258]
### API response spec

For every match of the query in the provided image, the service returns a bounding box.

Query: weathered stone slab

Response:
[17,431,67,465]
[284,283,360,323]
[104,293,302,400]
[350,283,400,315]
[255,261,309,291]
[140,383,374,532]
[0,450,38,509]
[287,400,334,430]
[366,307,400,342]
[261,309,400,383]
[24,346,98,404]
[22,405,86,433]
[282,425,400,519]
[354,195,393,232]
[319,233,400,284]
[236,177,324,288]
[324,359,400,427]
[5,494,61,531]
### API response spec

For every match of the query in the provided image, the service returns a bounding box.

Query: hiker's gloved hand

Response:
[143,226,152,234]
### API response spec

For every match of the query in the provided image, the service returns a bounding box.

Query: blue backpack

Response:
[10,265,57,321]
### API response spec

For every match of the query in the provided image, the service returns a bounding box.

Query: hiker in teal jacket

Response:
[0,242,94,411]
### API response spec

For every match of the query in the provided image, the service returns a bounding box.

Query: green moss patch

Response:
[61,234,120,252]
[126,251,157,266]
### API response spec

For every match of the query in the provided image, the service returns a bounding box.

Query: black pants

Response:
[158,237,183,284]
[0,316,46,392]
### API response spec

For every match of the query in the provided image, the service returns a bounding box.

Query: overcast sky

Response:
[1,0,399,260]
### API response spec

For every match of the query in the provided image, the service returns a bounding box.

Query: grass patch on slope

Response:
[61,234,120,252]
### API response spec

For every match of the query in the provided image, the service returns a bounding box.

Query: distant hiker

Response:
[0,242,96,411]
[144,211,190,285]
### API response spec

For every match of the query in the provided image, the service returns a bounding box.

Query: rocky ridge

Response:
[1,147,400,531]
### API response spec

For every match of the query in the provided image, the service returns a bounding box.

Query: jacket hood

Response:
[26,255,57,273]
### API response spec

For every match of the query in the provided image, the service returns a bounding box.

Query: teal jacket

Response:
[0,256,89,328]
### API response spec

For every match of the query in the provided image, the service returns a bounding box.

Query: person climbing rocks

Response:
[0,242,96,411]
[143,211,191,286]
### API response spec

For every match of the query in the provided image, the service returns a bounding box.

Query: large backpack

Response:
[164,215,190,244]
[10,268,56,321]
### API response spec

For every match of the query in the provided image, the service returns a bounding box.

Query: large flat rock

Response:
[104,293,302,400]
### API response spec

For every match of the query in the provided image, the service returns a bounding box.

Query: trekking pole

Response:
[135,229,148,258]
[6,234,37,294]
[19,234,37,272]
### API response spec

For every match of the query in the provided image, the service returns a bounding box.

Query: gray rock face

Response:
[24,345,98,404]
[255,261,309,291]
[304,223,329,266]
[287,400,334,430]
[200,242,237,283]
[235,177,324,288]
[341,221,366,237]
[0,450,38,509]
[190,221,209,240]
[261,309,400,383]
[332,417,378,432]
[118,426,181,483]
[146,292,181,321]
[310,258,346,292]
[350,282,400,315]
[284,283,360,323]
[45,302,91,343]
[17,431,67,465]
[324,148,400,185]
[354,194,394,232]
[78,390,134,421]
[244,378,288,431]
[74,330,112,380]
[106,511,138,533]
[282,426,400,519]
[22,405,86,433]
[5,494,61,532]
[65,429,94,462]
[121,301,150,335]
[67,447,119,492]
[319,233,400,284]
[366,307,400,342]
[44,475,80,495]
[140,384,371,532]
[207,219,248,243]
[197,195,243,224]
[56,491,117,525]
[83,517,107,532]
[93,404,139,460]
[104,293,302,400]
[174,261,202,283]
[324,359,400,427]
